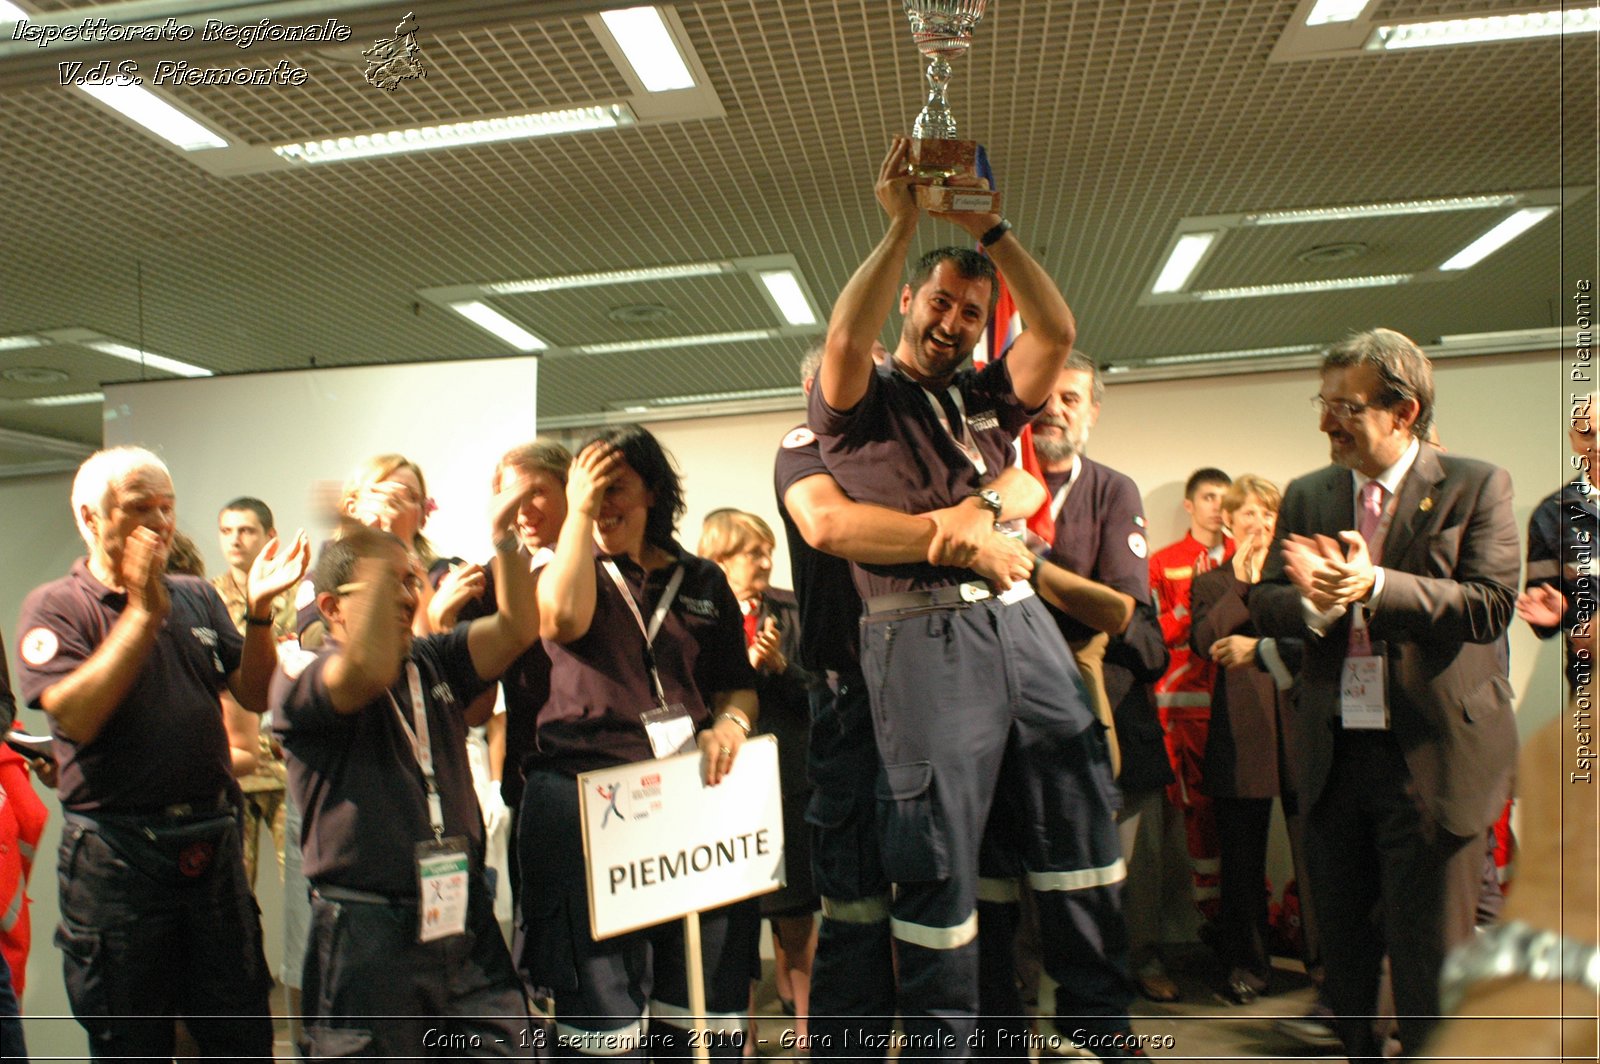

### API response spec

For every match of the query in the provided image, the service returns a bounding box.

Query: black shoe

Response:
[1221,976,1258,1005]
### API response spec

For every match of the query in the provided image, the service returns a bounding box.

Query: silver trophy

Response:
[902,0,999,211]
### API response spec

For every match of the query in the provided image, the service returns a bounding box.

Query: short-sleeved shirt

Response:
[271,624,489,896]
[536,542,757,776]
[1043,456,1152,644]
[807,359,1036,597]
[15,559,240,813]
[774,423,862,673]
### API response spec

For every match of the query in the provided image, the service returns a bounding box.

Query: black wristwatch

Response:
[969,489,1003,519]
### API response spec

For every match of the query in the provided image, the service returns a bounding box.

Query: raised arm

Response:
[320,547,411,715]
[227,530,310,713]
[539,443,623,644]
[820,138,922,413]
[466,475,546,682]
[930,199,1075,409]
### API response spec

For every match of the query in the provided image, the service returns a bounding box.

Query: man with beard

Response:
[807,138,1139,1058]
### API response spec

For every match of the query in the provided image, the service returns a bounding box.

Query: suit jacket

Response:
[1191,566,1296,800]
[1249,443,1520,837]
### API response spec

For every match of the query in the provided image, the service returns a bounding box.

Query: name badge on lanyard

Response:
[391,661,470,941]
[1339,641,1390,730]
[601,560,696,759]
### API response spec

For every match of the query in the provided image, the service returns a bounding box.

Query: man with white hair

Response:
[13,445,308,1059]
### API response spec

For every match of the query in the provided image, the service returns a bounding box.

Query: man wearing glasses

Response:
[1249,328,1519,1060]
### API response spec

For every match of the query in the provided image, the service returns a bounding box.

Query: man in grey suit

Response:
[1250,328,1519,1061]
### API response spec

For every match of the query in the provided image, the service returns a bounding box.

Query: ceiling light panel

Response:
[1241,194,1520,226]
[85,340,213,377]
[447,302,548,353]
[486,262,736,294]
[757,270,819,326]
[1305,1,1369,26]
[1150,232,1219,294]
[599,7,696,92]
[1190,274,1414,300]
[78,82,229,151]
[25,392,105,407]
[1438,207,1558,271]
[576,330,777,355]
[273,105,636,165]
[1146,345,1323,366]
[1369,7,1600,50]
[0,335,45,352]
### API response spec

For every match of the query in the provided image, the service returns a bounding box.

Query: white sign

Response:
[578,735,785,939]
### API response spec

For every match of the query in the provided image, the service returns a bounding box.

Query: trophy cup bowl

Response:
[902,0,999,213]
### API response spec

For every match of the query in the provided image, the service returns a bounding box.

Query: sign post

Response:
[577,736,785,1060]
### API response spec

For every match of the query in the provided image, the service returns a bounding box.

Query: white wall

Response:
[102,356,541,570]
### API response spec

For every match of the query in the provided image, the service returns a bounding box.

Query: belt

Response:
[73,790,233,821]
[863,580,1033,616]
[312,884,417,908]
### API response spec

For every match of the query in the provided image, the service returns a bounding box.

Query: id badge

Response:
[640,702,695,759]
[415,836,470,943]
[1339,642,1389,731]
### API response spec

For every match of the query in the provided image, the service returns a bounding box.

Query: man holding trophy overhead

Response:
[801,3,1143,1057]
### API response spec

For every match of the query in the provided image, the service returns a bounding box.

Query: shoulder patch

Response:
[1127,533,1148,559]
[20,627,58,667]
[782,427,815,450]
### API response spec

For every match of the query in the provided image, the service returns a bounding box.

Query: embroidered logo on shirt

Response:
[968,411,1000,432]
[782,427,815,449]
[430,681,455,705]
[679,596,718,618]
[191,626,217,647]
[20,627,58,667]
[1128,533,1148,559]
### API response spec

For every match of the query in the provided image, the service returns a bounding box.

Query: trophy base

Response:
[908,136,976,176]
[914,183,1001,213]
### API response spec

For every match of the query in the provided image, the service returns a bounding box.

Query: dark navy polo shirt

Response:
[272,623,489,896]
[807,359,1035,597]
[536,542,757,776]
[15,559,239,814]
[1043,456,1153,644]
[1526,478,1600,688]
[774,422,862,673]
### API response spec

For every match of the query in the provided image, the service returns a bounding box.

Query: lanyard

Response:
[388,661,445,839]
[1047,455,1083,522]
[921,386,989,476]
[600,558,685,708]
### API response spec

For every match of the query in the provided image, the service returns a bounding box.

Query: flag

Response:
[973,146,1054,545]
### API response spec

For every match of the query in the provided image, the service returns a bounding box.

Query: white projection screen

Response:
[102,357,539,573]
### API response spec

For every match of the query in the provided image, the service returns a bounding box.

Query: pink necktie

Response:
[1349,480,1386,655]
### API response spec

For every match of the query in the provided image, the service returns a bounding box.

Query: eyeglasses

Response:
[1311,395,1378,420]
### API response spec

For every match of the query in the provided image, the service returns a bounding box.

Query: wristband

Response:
[244,613,274,628]
[716,711,751,736]
[1439,919,1600,1013]
[979,218,1013,248]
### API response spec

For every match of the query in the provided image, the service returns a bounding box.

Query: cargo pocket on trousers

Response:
[875,761,950,883]
[807,788,871,900]
[55,921,116,1042]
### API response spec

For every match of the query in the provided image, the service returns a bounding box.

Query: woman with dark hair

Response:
[521,425,761,1061]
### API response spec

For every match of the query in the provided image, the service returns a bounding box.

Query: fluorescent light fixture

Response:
[25,391,105,407]
[1305,0,1369,26]
[0,335,44,352]
[1146,344,1323,366]
[1151,232,1218,294]
[758,270,818,326]
[486,261,734,294]
[85,340,212,377]
[448,301,547,352]
[274,105,635,164]
[650,385,801,407]
[1191,274,1413,300]
[1438,207,1557,270]
[1242,194,1518,226]
[576,329,776,355]
[1369,7,1600,50]
[0,2,28,19]
[599,7,696,91]
[78,82,228,151]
